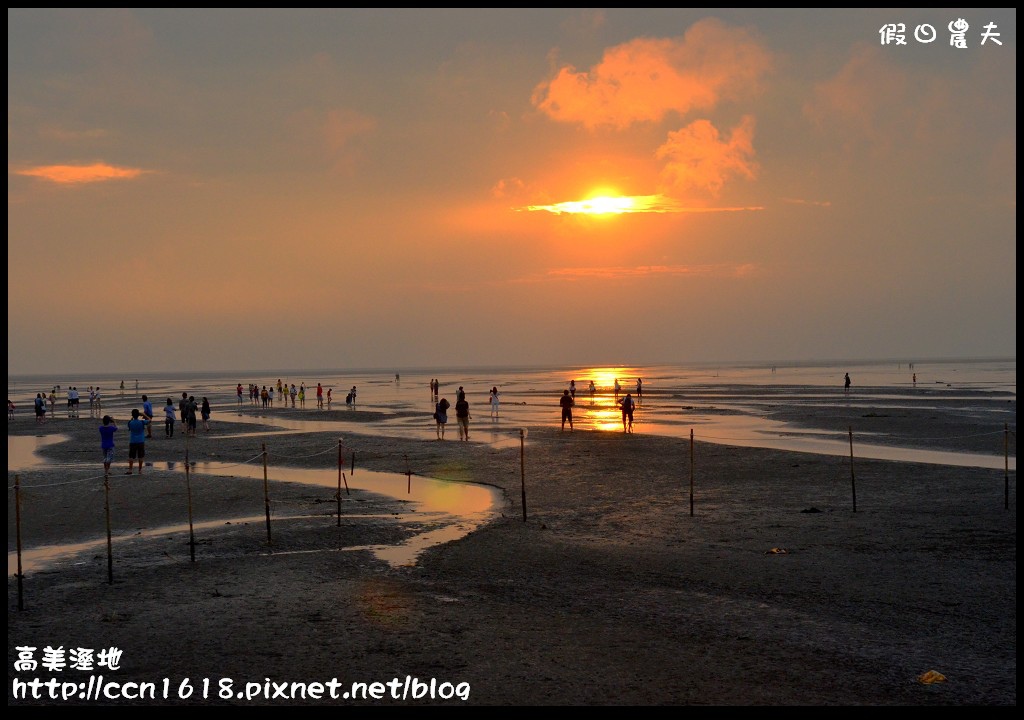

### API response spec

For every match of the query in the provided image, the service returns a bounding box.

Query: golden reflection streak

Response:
[569,366,640,432]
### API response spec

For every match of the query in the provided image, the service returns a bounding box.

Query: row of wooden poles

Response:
[11,425,1014,611]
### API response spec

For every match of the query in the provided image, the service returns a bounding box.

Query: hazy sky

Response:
[7,9,1016,375]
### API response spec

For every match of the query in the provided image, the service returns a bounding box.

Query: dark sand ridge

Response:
[7,398,1016,706]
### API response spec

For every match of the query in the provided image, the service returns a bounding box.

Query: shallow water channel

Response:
[8,435,505,575]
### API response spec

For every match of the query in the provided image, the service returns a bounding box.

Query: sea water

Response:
[8,358,1015,469]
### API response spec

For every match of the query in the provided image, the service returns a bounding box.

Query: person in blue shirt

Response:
[99,415,118,474]
[126,408,149,475]
[142,394,155,438]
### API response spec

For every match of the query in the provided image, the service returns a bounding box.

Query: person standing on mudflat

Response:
[620,392,636,433]
[560,389,574,432]
[126,409,149,474]
[434,396,450,440]
[99,415,118,475]
[142,395,154,438]
[164,398,176,438]
[456,394,471,441]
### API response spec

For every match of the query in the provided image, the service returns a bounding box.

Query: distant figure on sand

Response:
[99,415,118,474]
[589,380,596,400]
[316,383,324,409]
[560,389,574,431]
[844,373,851,393]
[620,393,635,433]
[569,380,576,399]
[455,394,471,441]
[613,378,621,401]
[201,397,211,431]
[434,397,450,440]
[636,378,643,402]
[489,386,500,418]
[290,384,297,407]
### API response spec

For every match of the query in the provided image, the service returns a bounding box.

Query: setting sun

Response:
[524,193,677,215]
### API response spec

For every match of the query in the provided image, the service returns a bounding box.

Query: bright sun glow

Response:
[528,194,643,215]
[519,193,724,215]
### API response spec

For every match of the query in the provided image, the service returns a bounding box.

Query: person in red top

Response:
[316,383,324,409]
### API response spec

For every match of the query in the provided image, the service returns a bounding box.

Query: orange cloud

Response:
[284,107,376,172]
[532,18,772,130]
[491,177,526,199]
[781,197,832,207]
[656,116,758,196]
[14,163,147,184]
[803,46,910,149]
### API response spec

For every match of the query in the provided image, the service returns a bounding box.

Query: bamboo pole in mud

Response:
[689,429,695,517]
[1006,424,1010,511]
[15,474,24,610]
[104,472,114,584]
[337,441,343,527]
[849,427,857,513]
[262,443,272,545]
[185,436,196,563]
[351,451,356,475]
[520,428,527,522]
[338,441,350,498]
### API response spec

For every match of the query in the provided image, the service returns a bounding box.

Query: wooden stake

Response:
[104,471,114,584]
[15,474,24,611]
[262,443,272,545]
[689,428,694,517]
[185,436,195,562]
[849,426,857,513]
[520,428,527,522]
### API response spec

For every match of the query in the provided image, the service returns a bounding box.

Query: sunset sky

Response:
[7,9,1016,375]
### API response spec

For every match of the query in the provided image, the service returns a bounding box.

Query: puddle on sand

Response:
[8,458,505,575]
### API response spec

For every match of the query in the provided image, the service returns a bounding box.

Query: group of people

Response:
[433,386,472,440]
[432,385,505,440]
[434,385,500,440]
[95,391,210,476]
[239,380,356,410]
[560,378,639,432]
[430,378,641,438]
[25,386,113,422]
